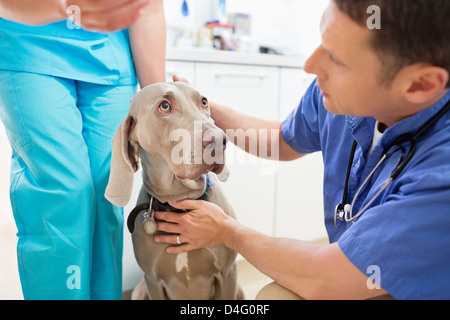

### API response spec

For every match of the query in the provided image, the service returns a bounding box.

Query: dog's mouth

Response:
[212,162,225,175]
[172,129,227,181]
[175,163,224,181]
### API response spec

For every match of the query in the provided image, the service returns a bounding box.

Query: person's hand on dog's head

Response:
[172,74,190,84]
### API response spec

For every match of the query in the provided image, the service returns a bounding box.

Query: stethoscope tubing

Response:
[345,154,389,223]
[335,99,450,227]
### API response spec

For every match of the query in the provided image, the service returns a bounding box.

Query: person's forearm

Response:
[211,102,283,160]
[211,102,304,161]
[223,219,326,299]
[129,0,166,87]
[222,218,385,300]
[0,0,65,25]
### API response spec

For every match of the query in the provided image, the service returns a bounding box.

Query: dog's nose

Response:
[203,135,228,151]
[223,135,228,150]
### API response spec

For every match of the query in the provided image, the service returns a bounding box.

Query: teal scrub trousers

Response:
[0,70,136,299]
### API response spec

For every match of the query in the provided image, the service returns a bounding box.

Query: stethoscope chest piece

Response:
[334,203,352,227]
[334,204,344,227]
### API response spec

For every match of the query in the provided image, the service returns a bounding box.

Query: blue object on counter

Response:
[181,0,189,17]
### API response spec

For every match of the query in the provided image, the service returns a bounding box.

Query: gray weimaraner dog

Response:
[105,82,242,300]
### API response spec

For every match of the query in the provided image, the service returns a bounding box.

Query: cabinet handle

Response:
[214,72,268,80]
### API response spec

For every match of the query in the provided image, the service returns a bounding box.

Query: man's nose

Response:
[303,45,328,80]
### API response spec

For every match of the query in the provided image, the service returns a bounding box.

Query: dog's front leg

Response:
[213,263,243,300]
[131,278,150,300]
[145,276,169,300]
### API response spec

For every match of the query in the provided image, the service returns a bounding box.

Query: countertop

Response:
[166,47,306,68]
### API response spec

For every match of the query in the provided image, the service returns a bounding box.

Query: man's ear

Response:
[105,116,139,207]
[405,65,449,104]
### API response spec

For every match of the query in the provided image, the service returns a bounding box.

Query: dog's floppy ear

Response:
[105,116,139,207]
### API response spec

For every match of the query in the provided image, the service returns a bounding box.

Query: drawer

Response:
[195,63,279,120]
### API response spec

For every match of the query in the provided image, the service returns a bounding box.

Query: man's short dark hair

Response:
[334,0,450,88]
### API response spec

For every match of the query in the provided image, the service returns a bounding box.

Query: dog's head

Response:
[105,82,229,207]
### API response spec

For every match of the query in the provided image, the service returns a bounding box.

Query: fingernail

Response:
[154,236,160,243]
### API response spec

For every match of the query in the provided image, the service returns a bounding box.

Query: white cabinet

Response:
[195,63,279,121]
[165,60,196,83]
[275,68,327,241]
[195,63,280,236]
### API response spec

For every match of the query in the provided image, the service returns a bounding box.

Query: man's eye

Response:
[159,101,171,112]
[329,54,344,66]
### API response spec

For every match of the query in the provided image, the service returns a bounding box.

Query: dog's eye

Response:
[201,98,208,108]
[159,101,171,113]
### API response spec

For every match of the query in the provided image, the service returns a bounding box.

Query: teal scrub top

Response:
[0,18,137,85]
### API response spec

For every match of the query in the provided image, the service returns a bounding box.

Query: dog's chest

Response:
[175,252,190,279]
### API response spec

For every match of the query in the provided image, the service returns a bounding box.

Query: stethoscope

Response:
[334,100,450,227]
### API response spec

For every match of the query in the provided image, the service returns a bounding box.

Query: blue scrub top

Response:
[281,79,450,300]
[0,18,137,85]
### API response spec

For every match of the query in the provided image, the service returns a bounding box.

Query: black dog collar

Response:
[127,176,211,233]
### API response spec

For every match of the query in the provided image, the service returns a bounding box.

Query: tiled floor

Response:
[236,258,272,300]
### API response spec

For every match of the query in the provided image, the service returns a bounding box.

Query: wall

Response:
[227,0,328,55]
[164,0,329,56]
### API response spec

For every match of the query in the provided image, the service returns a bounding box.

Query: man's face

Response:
[304,1,406,126]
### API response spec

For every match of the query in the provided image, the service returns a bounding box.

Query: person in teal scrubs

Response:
[0,0,166,299]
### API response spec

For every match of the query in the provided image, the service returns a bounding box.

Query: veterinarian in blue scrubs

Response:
[0,0,166,299]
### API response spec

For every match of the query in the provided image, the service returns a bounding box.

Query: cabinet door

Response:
[195,63,280,236]
[275,68,328,242]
